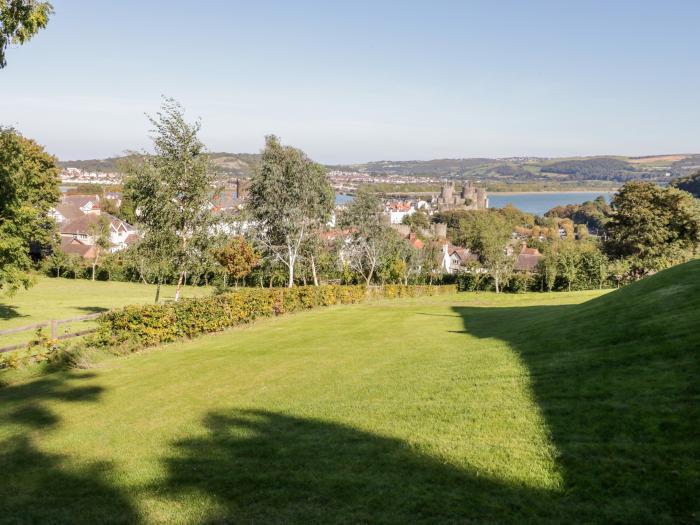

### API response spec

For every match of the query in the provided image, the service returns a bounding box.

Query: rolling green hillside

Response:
[61,153,700,187]
[0,262,697,523]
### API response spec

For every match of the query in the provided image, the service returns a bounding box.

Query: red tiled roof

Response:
[515,253,543,272]
[60,237,97,259]
[520,246,541,256]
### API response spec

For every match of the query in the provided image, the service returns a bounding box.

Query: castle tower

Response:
[440,183,454,203]
[476,188,488,209]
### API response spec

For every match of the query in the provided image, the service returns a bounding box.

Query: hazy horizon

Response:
[2,1,699,164]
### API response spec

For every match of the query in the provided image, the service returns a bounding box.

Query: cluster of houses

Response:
[48,181,541,276]
[391,224,543,274]
[49,195,138,259]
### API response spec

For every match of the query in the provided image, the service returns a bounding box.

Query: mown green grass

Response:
[0,278,212,346]
[0,262,698,524]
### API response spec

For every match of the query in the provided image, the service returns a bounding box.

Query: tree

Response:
[125,98,216,301]
[43,247,68,277]
[340,188,392,285]
[605,181,700,276]
[249,135,333,287]
[214,237,260,286]
[557,242,580,292]
[0,127,60,294]
[402,209,430,231]
[87,215,110,281]
[608,258,630,289]
[579,244,608,289]
[0,0,52,68]
[463,212,514,293]
[670,170,700,199]
[539,247,558,292]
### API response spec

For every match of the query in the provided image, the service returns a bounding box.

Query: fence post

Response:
[50,319,58,339]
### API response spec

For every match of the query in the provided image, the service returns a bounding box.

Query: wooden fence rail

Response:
[0,313,102,354]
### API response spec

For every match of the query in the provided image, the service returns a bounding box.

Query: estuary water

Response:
[335,191,613,215]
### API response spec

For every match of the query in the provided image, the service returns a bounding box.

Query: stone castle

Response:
[435,181,488,211]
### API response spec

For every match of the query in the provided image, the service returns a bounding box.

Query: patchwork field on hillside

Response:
[1,262,698,524]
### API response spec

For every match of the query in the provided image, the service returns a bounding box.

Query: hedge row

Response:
[93,284,456,352]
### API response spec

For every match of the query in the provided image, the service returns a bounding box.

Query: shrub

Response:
[505,273,536,293]
[92,284,455,353]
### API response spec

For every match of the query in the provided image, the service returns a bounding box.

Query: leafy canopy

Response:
[605,181,700,274]
[0,0,53,67]
[0,127,60,294]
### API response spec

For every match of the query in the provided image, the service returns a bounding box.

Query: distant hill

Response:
[59,152,261,179]
[60,153,700,186]
[331,154,700,184]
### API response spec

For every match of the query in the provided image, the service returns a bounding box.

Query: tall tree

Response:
[0,127,59,294]
[557,242,580,292]
[125,98,216,301]
[605,181,700,276]
[87,215,111,281]
[462,212,514,293]
[249,135,333,287]
[340,188,392,285]
[0,0,52,67]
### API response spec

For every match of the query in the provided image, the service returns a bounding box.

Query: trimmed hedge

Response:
[93,284,456,352]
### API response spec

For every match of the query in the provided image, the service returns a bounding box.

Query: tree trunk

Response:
[155,275,162,303]
[494,275,500,293]
[310,255,319,286]
[287,248,296,288]
[175,271,185,301]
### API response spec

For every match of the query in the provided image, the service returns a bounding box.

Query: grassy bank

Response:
[0,261,698,523]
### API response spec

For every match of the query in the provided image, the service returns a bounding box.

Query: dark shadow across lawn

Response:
[157,409,555,525]
[0,373,139,525]
[0,303,24,321]
[450,294,699,524]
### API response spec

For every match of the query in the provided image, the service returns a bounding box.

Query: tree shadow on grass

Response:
[451,294,699,524]
[0,303,25,321]
[76,306,110,315]
[0,373,139,524]
[158,409,559,525]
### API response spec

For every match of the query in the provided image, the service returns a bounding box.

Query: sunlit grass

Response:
[0,262,698,523]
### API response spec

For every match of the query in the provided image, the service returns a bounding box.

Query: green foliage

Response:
[0,127,60,295]
[605,181,700,276]
[401,209,430,230]
[124,98,216,301]
[460,212,515,293]
[545,195,610,232]
[0,0,52,67]
[670,169,700,198]
[94,284,455,352]
[340,188,396,285]
[249,135,333,287]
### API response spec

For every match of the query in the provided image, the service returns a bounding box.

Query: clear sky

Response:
[1,0,698,163]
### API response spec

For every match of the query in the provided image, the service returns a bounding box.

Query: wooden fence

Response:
[0,313,101,353]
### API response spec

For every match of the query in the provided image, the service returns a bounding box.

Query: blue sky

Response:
[1,0,698,163]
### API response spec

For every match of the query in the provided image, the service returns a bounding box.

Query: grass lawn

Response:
[0,262,698,524]
[0,277,212,347]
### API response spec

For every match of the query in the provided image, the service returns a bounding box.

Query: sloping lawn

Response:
[0,261,698,523]
[0,278,211,346]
